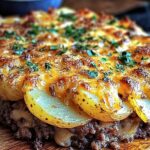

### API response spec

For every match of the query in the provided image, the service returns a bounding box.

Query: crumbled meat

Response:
[0,101,150,150]
[15,127,32,139]
[0,101,54,150]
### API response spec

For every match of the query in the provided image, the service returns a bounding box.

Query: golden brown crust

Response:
[0,7,149,129]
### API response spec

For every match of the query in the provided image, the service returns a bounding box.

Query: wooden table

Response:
[63,0,148,14]
[1,125,150,150]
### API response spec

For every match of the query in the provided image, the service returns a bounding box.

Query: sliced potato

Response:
[97,84,123,113]
[24,88,91,128]
[73,87,132,122]
[129,94,150,123]
[73,89,113,122]
[111,102,133,121]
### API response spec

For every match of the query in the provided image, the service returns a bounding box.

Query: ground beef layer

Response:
[0,100,150,150]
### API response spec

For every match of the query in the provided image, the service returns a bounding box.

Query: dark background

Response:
[0,0,149,33]
[63,0,150,33]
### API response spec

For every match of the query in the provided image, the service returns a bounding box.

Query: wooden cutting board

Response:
[1,126,150,150]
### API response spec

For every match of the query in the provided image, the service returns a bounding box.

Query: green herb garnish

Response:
[47,24,58,34]
[111,40,119,48]
[31,39,37,45]
[50,44,68,55]
[99,36,119,48]
[119,51,136,67]
[15,35,24,41]
[47,28,58,34]
[74,43,98,56]
[45,63,51,71]
[107,18,118,25]
[4,30,16,38]
[103,71,112,82]
[141,57,148,61]
[74,43,90,50]
[117,25,126,29]
[87,50,97,56]
[87,70,98,78]
[100,57,108,63]
[91,15,97,21]
[116,63,125,72]
[58,13,77,21]
[90,62,97,68]
[28,24,45,36]
[99,36,108,42]
[26,61,38,72]
[12,43,25,55]
[56,45,68,55]
[64,25,86,41]
[107,53,112,57]
[50,45,59,50]
[79,36,94,42]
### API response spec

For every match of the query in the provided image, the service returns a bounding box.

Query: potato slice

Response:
[24,88,91,128]
[97,84,122,113]
[111,102,133,121]
[73,89,113,122]
[73,88,132,122]
[129,94,150,123]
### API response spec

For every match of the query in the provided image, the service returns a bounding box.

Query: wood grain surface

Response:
[63,0,148,14]
[1,125,150,150]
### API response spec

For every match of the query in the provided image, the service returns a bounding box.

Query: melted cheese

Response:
[0,8,149,123]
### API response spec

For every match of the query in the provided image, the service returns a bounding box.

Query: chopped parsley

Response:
[57,46,68,55]
[110,40,119,48]
[3,31,23,41]
[4,30,16,38]
[28,24,45,36]
[49,44,68,55]
[79,36,94,42]
[50,45,59,50]
[100,57,108,63]
[107,53,112,57]
[74,43,90,50]
[141,56,148,61]
[103,71,112,82]
[90,62,97,68]
[116,63,125,72]
[74,43,98,56]
[45,63,51,71]
[87,70,98,78]
[12,43,25,55]
[47,24,58,34]
[99,36,108,42]
[91,15,97,21]
[119,51,136,67]
[117,25,126,29]
[99,36,119,48]
[107,18,118,25]
[31,39,37,45]
[58,13,77,21]
[26,61,39,72]
[48,28,58,34]
[15,35,24,41]
[64,25,86,41]
[87,50,97,56]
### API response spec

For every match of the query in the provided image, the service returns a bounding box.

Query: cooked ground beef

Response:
[0,100,149,150]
